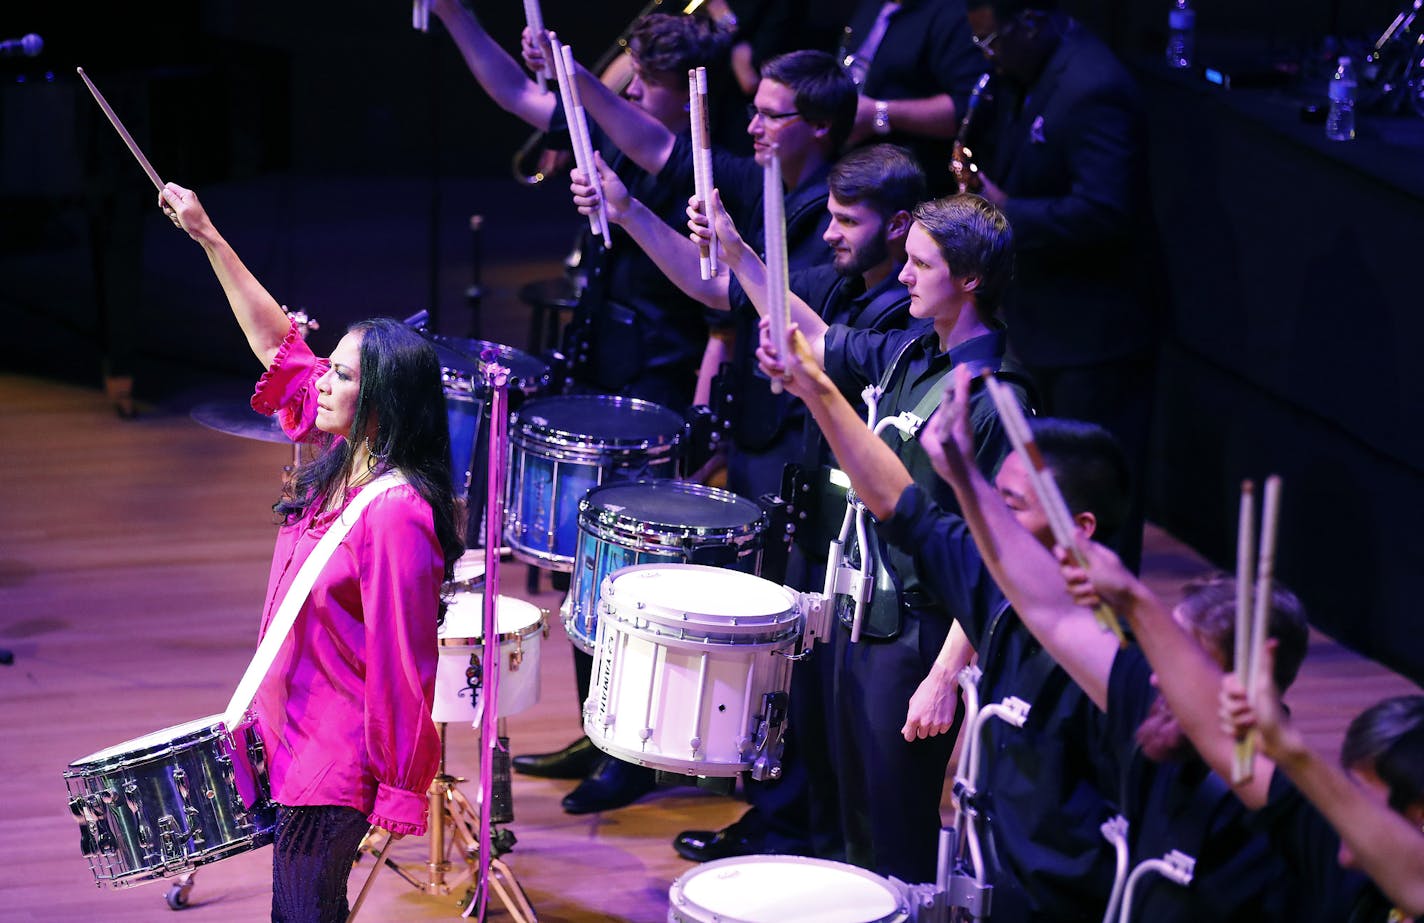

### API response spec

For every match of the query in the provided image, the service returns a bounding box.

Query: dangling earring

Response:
[363,436,389,464]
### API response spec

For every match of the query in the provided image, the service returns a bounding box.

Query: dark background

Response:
[3,0,1420,682]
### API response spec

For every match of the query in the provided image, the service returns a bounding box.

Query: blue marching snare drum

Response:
[436,336,547,501]
[504,395,685,571]
[564,479,768,654]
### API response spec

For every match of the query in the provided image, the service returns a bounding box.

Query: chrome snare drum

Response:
[505,395,685,570]
[64,715,273,888]
[564,480,767,654]
[435,591,546,723]
[585,564,801,777]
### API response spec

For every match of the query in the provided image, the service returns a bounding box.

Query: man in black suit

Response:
[958,0,1158,570]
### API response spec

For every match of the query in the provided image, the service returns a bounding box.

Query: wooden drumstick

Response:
[522,0,550,92]
[76,67,164,191]
[689,66,717,279]
[763,148,789,394]
[982,372,1128,644]
[1232,480,1256,783]
[1238,474,1282,784]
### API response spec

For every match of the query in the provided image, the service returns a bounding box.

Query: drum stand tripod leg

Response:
[347,829,397,923]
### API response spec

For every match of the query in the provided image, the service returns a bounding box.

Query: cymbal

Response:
[190,400,292,444]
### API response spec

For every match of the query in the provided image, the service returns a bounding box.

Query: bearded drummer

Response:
[162,183,461,923]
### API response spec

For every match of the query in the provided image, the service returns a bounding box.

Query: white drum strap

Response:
[221,473,407,731]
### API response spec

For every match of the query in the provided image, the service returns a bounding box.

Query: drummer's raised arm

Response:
[431,0,557,132]
[703,188,828,362]
[160,184,291,369]
[565,52,677,177]
[572,154,731,311]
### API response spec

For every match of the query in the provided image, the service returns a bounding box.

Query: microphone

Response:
[0,34,43,58]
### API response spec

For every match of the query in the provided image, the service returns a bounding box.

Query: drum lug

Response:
[508,639,524,672]
[158,814,183,860]
[747,691,789,782]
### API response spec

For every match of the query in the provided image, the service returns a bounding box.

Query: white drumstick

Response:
[1232,479,1256,783]
[523,0,550,92]
[763,148,789,394]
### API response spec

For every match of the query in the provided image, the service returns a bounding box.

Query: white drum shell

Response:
[667,855,910,923]
[436,592,545,723]
[584,564,801,776]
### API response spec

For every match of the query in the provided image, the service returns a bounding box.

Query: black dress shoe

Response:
[512,736,598,779]
[560,755,656,814]
[673,822,764,862]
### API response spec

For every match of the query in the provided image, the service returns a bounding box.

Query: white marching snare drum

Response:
[667,855,910,923]
[585,563,801,776]
[64,715,274,888]
[446,549,487,591]
[435,592,545,723]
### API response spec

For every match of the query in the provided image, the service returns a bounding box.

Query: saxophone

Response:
[950,72,992,193]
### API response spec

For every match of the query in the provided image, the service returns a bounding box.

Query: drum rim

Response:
[668,855,909,923]
[579,479,768,537]
[440,594,545,645]
[600,564,800,639]
[511,394,686,447]
[65,714,249,772]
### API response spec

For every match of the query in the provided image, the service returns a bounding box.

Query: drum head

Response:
[450,550,487,585]
[670,856,907,923]
[582,480,763,531]
[609,564,792,621]
[441,593,542,643]
[514,395,683,446]
[69,714,221,768]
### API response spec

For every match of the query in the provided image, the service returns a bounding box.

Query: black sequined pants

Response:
[271,804,371,923]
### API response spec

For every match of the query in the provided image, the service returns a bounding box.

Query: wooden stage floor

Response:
[1,373,1417,922]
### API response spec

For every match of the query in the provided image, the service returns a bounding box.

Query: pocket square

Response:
[1029,115,1046,144]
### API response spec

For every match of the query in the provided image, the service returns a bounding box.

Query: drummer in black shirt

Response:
[915,366,1313,920]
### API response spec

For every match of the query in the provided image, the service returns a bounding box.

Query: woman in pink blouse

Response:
[161,182,462,922]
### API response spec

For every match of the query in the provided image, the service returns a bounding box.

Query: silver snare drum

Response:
[64,715,273,888]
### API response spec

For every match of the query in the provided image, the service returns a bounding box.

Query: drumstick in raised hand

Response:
[763,147,789,393]
[982,372,1128,645]
[1232,480,1257,783]
[689,66,717,279]
[550,37,610,247]
[1234,474,1282,784]
[76,67,164,192]
[523,0,550,92]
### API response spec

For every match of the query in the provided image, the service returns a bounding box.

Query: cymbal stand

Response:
[461,356,536,921]
[356,356,535,921]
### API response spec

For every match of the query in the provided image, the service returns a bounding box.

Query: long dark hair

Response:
[275,318,463,585]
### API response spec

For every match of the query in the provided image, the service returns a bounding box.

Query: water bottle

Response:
[1166,0,1195,69]
[1326,57,1357,141]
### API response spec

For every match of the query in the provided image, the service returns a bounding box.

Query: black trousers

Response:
[271,804,371,923]
[833,611,957,884]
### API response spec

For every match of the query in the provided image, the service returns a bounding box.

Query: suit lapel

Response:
[994,36,1073,182]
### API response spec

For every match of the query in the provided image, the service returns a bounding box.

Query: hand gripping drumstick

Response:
[549,37,611,246]
[76,67,164,191]
[763,148,790,394]
[1233,474,1282,784]
[982,372,1128,644]
[522,0,550,92]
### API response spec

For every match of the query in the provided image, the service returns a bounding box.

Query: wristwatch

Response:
[873,99,891,135]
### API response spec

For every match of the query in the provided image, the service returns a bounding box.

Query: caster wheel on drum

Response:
[165,877,195,911]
